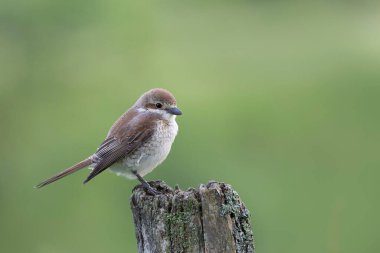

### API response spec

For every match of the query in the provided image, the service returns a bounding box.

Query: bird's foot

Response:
[139,182,160,196]
[132,172,161,195]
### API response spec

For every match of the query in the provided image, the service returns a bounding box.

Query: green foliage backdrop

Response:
[1,1,380,252]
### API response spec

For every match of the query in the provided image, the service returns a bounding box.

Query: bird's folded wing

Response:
[83,128,154,183]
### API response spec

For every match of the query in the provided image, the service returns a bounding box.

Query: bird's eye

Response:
[155,103,163,108]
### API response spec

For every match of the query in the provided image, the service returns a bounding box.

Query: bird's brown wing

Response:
[83,127,154,184]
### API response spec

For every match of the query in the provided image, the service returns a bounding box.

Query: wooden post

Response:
[130,181,255,253]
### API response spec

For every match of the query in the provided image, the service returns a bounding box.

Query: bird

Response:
[36,88,182,195]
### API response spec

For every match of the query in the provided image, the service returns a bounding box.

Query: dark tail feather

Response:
[35,158,92,188]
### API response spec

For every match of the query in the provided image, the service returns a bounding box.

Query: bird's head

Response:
[135,88,182,119]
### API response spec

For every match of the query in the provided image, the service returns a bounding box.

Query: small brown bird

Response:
[36,88,182,195]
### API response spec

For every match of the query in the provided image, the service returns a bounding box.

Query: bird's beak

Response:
[166,107,182,115]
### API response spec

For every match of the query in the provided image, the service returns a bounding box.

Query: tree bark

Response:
[130,181,255,253]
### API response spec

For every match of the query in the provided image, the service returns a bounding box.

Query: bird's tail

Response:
[35,158,92,188]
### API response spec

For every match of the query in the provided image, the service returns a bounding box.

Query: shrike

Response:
[36,88,182,195]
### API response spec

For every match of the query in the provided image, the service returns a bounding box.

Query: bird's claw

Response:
[144,182,161,195]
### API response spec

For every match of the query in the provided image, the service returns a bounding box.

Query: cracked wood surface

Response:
[130,181,255,253]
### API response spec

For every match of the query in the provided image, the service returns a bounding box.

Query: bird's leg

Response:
[134,172,160,195]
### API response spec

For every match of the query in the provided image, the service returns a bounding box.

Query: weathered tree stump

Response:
[130,181,255,253]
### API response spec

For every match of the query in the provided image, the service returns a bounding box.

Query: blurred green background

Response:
[1,1,380,252]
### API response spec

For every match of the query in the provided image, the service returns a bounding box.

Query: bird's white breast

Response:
[109,118,178,179]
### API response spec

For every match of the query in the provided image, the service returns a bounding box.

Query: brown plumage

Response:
[36,88,182,194]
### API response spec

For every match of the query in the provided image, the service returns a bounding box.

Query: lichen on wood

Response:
[130,181,255,253]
